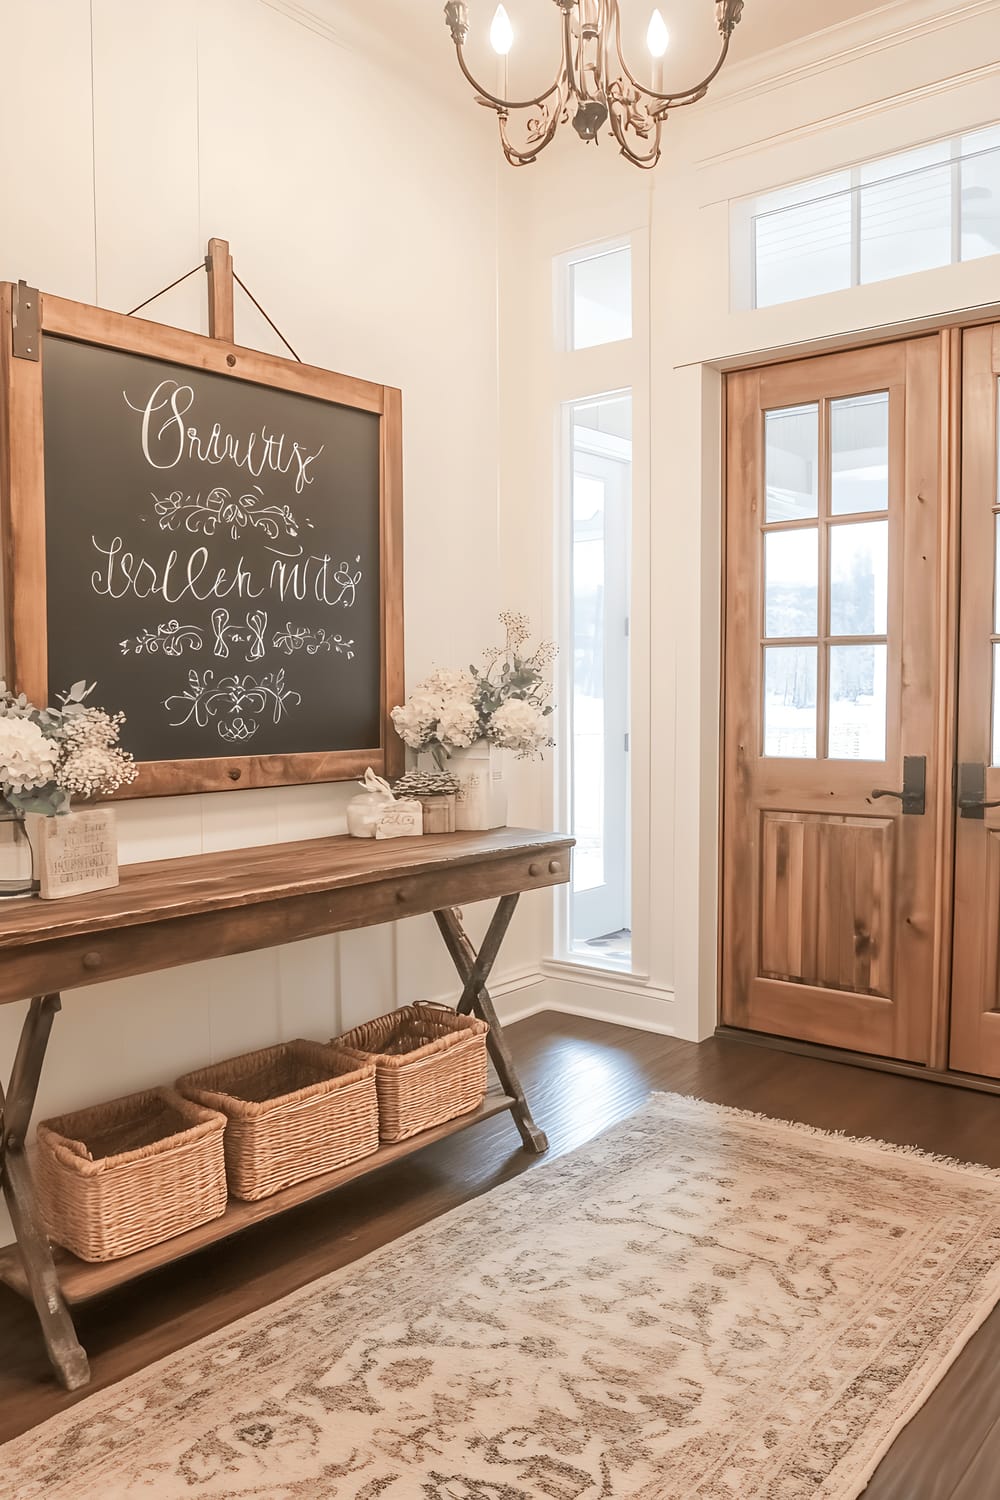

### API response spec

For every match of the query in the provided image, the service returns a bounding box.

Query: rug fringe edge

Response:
[648,1091,1000,1182]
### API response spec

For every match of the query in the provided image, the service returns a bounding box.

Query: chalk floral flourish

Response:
[154,485,301,543]
[272,624,356,660]
[164,669,301,743]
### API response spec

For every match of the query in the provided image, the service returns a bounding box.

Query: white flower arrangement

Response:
[0,680,137,816]
[391,612,556,764]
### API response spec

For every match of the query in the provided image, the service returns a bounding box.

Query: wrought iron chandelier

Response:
[444,0,745,169]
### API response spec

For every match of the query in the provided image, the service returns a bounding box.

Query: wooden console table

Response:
[0,827,571,1391]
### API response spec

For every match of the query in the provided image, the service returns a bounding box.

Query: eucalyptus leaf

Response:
[6,783,71,817]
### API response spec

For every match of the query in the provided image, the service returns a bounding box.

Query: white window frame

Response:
[550,230,651,981]
[731,123,1000,312]
[554,234,634,354]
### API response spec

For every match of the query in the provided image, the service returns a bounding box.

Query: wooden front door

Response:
[722,338,944,1061]
[950,325,1000,1076]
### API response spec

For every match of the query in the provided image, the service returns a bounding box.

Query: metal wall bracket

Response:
[11,280,40,361]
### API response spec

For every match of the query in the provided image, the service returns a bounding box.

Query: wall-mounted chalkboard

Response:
[1,284,404,796]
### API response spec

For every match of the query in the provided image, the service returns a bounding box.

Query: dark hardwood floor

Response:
[4,1010,1000,1496]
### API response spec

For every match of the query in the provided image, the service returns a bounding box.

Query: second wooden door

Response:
[950,325,1000,1076]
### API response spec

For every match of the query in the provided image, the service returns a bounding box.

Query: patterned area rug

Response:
[9,1093,1000,1500]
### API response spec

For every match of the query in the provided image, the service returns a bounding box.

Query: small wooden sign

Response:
[374,800,423,839]
[26,809,119,900]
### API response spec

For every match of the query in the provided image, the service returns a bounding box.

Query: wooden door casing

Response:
[722,338,944,1062]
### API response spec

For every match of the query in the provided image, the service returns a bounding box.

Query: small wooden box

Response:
[418,794,457,834]
[26,808,119,900]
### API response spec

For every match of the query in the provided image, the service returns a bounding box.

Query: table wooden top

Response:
[0,828,573,952]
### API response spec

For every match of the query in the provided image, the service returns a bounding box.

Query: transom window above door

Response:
[732,123,1000,310]
[762,391,890,762]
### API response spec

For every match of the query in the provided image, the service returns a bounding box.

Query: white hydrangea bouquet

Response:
[391,612,556,765]
[0,679,137,816]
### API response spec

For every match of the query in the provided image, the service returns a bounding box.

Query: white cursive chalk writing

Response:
[123,380,324,494]
[91,536,266,603]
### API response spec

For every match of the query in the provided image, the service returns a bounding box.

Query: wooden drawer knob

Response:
[548,860,561,874]
[529,862,541,876]
[82,950,103,971]
[395,889,407,903]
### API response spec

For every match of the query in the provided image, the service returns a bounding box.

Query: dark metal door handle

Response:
[871,755,926,815]
[957,762,1000,819]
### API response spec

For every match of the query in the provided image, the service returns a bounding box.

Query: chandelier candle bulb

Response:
[646,9,670,57]
[489,4,513,54]
[489,2,513,97]
[647,7,669,93]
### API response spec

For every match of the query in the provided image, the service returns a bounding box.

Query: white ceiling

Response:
[355,0,896,81]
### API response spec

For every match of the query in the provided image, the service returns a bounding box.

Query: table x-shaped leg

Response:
[434,897,548,1154]
[1,993,90,1390]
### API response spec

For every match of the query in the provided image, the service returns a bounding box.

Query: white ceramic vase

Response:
[429,740,507,831]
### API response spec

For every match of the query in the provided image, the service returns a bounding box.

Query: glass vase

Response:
[0,806,39,898]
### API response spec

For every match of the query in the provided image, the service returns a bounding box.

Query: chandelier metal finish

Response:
[444,0,745,169]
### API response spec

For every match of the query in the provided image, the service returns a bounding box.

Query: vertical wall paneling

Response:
[90,0,202,317]
[0,1,510,1246]
[0,0,97,302]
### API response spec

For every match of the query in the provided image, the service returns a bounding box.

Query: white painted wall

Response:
[0,0,549,1246]
[496,0,1000,1040]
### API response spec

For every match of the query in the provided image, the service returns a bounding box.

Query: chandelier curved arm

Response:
[450,38,564,112]
[498,87,568,166]
[444,2,564,113]
[606,100,662,169]
[611,3,736,107]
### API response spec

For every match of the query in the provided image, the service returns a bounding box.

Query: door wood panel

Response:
[759,812,893,997]
[722,338,945,1063]
[949,325,1000,1076]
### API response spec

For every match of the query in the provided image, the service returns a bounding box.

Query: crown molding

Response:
[258,0,347,50]
[708,0,1000,108]
[697,56,1000,169]
[258,0,435,78]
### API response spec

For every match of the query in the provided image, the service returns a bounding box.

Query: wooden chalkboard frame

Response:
[0,280,404,798]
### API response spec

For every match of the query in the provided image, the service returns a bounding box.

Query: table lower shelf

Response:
[0,1093,518,1305]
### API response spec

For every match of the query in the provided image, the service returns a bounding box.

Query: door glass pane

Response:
[830,521,889,636]
[829,643,887,760]
[572,472,607,897]
[764,646,817,758]
[859,143,953,284]
[993,643,1000,769]
[569,394,632,968]
[765,405,819,521]
[570,249,632,350]
[831,392,889,514]
[995,512,1000,634]
[765,529,818,637]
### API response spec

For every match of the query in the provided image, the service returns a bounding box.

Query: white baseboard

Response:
[429,959,681,1037]
[490,970,679,1036]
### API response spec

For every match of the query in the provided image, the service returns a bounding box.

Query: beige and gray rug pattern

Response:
[9,1093,1000,1499]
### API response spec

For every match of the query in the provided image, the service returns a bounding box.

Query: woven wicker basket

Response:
[35,1087,227,1263]
[333,1004,490,1143]
[176,1040,379,1202]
